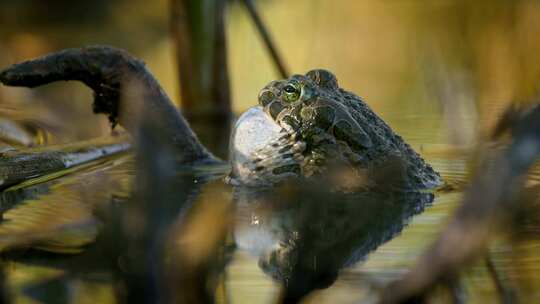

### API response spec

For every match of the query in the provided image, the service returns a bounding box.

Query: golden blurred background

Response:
[1,0,539,145]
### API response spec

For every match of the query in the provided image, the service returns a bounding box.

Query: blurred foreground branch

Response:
[108,80,232,304]
[380,104,540,303]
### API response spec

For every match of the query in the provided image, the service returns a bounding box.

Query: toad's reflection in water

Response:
[233,183,434,302]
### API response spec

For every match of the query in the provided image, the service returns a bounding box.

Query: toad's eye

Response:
[282,83,301,102]
[283,84,296,93]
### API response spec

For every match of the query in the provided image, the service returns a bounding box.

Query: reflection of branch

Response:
[0,264,7,304]
[166,186,233,304]
[380,104,540,303]
[0,46,218,164]
[241,0,289,79]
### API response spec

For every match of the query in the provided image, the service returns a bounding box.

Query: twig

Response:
[241,0,289,79]
[485,255,516,304]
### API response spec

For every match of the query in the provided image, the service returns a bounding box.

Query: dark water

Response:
[1,106,539,304]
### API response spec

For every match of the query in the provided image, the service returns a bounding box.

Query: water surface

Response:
[2,102,539,304]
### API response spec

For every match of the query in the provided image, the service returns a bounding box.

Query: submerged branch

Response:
[0,135,130,190]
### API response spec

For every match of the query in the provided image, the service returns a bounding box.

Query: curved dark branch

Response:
[0,46,219,164]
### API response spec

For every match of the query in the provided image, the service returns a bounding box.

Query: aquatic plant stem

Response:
[241,0,289,79]
[169,0,231,119]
